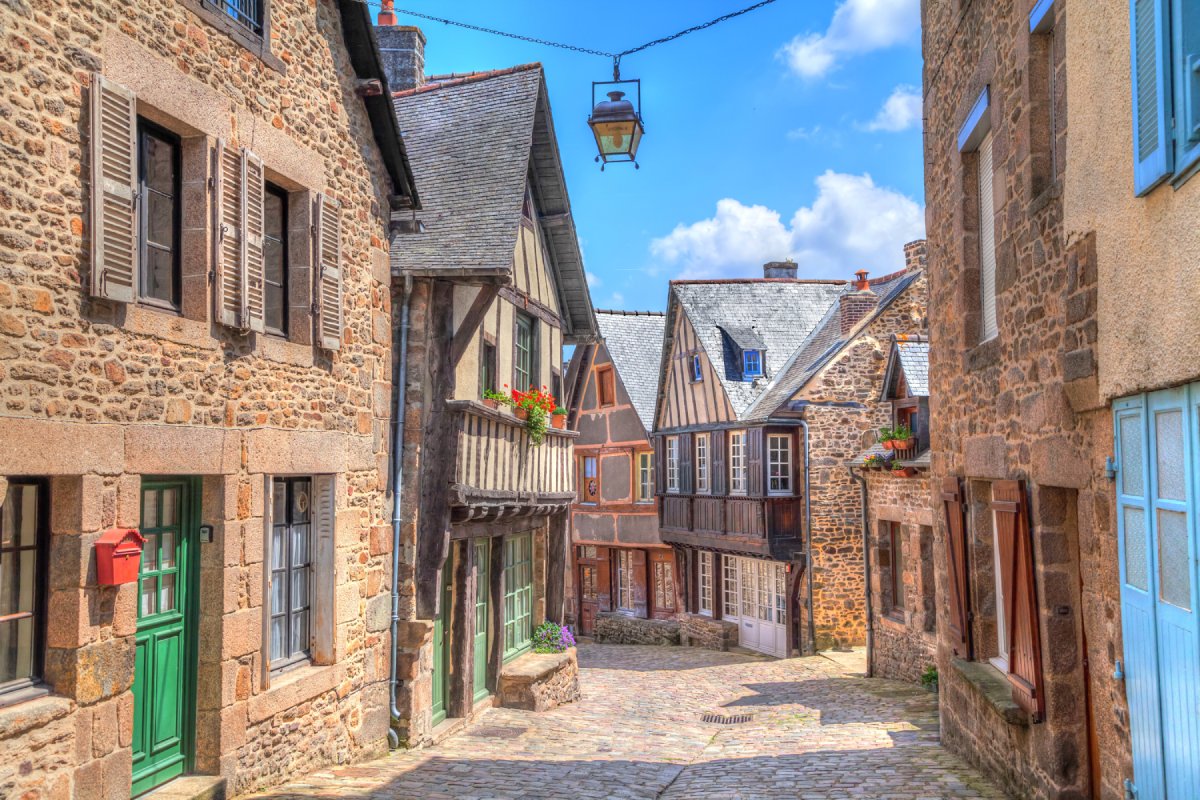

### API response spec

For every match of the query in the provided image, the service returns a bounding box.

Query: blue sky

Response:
[370,0,924,311]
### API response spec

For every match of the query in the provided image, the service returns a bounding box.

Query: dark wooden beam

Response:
[545,512,568,625]
[488,539,506,694]
[498,285,563,330]
[448,540,473,718]
[450,284,500,367]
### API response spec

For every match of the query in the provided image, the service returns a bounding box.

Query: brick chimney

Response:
[376,6,426,93]
[763,260,798,279]
[840,270,878,335]
[903,239,928,272]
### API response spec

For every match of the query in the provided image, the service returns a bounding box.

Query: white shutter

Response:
[243,150,266,333]
[978,133,998,342]
[89,73,138,303]
[214,139,245,328]
[314,193,343,351]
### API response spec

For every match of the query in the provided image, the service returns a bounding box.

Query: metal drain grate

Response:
[701,713,753,725]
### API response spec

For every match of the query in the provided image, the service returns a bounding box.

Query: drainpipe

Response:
[848,465,873,678]
[388,275,413,750]
[799,420,816,656]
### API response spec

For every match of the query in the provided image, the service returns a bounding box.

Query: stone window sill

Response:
[178,0,287,75]
[257,334,314,367]
[950,657,1029,728]
[0,687,72,739]
[966,335,1002,373]
[250,662,341,725]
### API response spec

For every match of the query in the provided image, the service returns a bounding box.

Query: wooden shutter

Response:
[631,549,648,617]
[991,480,1046,720]
[711,430,727,495]
[978,134,998,341]
[214,140,245,328]
[243,150,266,333]
[747,428,765,497]
[654,436,666,496]
[314,193,343,351]
[678,433,694,495]
[596,549,612,612]
[1131,0,1172,195]
[941,476,973,659]
[89,73,138,303]
[310,474,337,663]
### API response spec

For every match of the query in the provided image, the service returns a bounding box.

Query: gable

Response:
[573,344,652,447]
[657,310,736,431]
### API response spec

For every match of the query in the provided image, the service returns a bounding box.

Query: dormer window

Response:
[690,354,703,382]
[742,350,763,377]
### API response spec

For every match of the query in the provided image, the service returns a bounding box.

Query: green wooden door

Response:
[431,565,450,727]
[132,479,198,796]
[472,540,490,704]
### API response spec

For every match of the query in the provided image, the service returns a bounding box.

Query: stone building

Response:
[651,249,926,658]
[0,1,417,797]
[564,310,680,645]
[851,335,936,685]
[379,21,595,747]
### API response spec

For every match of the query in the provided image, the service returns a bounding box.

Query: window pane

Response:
[159,572,176,612]
[292,524,310,566]
[264,190,284,240]
[143,133,175,193]
[291,568,310,611]
[143,247,176,305]
[1124,508,1148,591]
[159,531,175,570]
[0,551,34,617]
[140,577,157,617]
[271,616,287,661]
[2,485,38,548]
[145,192,175,250]
[271,527,286,570]
[142,490,159,529]
[291,610,309,655]
[270,573,286,614]
[160,488,177,527]
[293,483,310,523]
[1155,410,1185,501]
[0,617,34,685]
[1159,510,1191,609]
[1120,414,1145,496]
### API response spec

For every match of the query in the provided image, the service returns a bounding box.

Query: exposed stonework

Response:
[677,614,738,652]
[593,612,680,646]
[497,649,581,712]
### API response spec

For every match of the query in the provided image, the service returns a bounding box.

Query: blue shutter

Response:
[1131,0,1173,195]
[1173,0,1200,176]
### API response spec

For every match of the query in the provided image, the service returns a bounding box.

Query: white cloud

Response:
[586,272,602,288]
[864,85,922,132]
[649,171,924,280]
[607,292,625,308]
[779,0,920,79]
[787,125,822,141]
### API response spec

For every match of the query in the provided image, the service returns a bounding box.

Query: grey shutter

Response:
[314,193,343,351]
[747,428,765,496]
[310,475,336,663]
[711,430,727,496]
[214,139,245,328]
[243,150,266,333]
[89,73,138,303]
[679,433,694,495]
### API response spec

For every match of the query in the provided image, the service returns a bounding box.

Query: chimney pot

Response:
[840,272,878,336]
[853,270,870,291]
[377,0,397,26]
[763,260,798,279]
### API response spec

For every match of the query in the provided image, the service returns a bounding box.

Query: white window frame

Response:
[695,435,710,494]
[722,555,739,620]
[699,551,714,616]
[637,452,654,503]
[989,487,1009,673]
[978,132,998,342]
[767,433,792,496]
[666,436,680,494]
[729,430,748,495]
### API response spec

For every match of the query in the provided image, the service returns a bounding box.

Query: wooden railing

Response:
[660,494,803,540]
[448,400,577,501]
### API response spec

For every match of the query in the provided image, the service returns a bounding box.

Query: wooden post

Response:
[448,539,473,718]
[488,537,506,691]
[416,279,459,620]
[545,512,567,624]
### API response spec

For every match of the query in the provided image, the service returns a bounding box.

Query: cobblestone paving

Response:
[251,644,1003,800]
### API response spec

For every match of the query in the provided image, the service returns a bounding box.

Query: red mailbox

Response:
[95,528,145,586]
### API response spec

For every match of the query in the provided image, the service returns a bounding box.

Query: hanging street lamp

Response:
[588,62,643,170]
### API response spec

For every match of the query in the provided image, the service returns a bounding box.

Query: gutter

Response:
[388,275,413,749]
[848,465,874,678]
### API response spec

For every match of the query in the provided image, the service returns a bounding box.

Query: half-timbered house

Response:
[378,22,596,746]
[565,311,677,640]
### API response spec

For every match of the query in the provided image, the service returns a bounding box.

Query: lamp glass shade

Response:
[589,119,643,159]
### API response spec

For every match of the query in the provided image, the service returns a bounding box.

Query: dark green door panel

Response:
[132,479,198,796]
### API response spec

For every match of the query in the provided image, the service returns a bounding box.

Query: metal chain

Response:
[386,0,782,73]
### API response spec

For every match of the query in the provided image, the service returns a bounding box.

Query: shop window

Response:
[0,480,46,697]
[269,478,313,671]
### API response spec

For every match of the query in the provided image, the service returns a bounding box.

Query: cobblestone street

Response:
[251,644,1003,800]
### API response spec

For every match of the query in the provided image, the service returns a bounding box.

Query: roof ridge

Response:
[393,63,543,99]
[595,309,665,316]
[868,266,916,285]
[670,278,848,286]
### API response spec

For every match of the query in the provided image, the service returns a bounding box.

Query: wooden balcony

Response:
[659,493,805,561]
[447,400,578,522]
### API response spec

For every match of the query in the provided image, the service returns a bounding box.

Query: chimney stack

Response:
[840,270,878,335]
[376,9,426,93]
[763,260,798,279]
[903,239,928,272]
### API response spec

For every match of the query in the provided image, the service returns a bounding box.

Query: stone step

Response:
[140,776,226,800]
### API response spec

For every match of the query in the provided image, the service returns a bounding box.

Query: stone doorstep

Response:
[426,695,497,748]
[139,775,226,800]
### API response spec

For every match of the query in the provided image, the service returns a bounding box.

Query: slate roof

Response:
[882,335,930,398]
[659,281,848,422]
[389,65,596,342]
[595,310,667,433]
[741,270,921,422]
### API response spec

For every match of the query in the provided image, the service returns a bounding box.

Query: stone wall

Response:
[922,1,1125,796]
[497,649,581,713]
[0,1,397,796]
[593,612,680,646]
[678,614,738,652]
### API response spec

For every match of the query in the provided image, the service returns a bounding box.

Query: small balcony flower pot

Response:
[892,466,917,478]
[551,414,567,430]
[882,440,896,450]
[514,407,529,421]
[898,437,917,450]
[483,398,500,410]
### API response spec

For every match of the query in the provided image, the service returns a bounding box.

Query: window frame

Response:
[615,550,636,613]
[977,131,998,343]
[136,118,182,313]
[480,335,498,396]
[886,520,906,620]
[262,181,289,338]
[502,533,534,661]
[580,455,600,504]
[729,430,748,495]
[666,437,680,494]
[698,551,714,617]
[268,477,314,673]
[690,354,703,383]
[742,349,763,378]
[0,479,48,700]
[653,555,676,614]
[514,312,537,392]
[597,365,616,407]
[767,433,792,496]
[695,434,710,494]
[989,489,1010,674]
[722,556,740,620]
[637,452,655,503]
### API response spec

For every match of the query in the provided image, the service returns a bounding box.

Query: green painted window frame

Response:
[514,312,537,392]
[502,533,533,661]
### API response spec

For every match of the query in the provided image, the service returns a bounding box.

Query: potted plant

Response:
[864,454,886,471]
[511,386,556,445]
[892,462,916,478]
[878,424,915,451]
[551,406,568,430]
[532,620,576,654]
[920,664,939,694]
[482,388,510,410]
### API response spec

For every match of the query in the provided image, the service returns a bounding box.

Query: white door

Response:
[730,557,788,658]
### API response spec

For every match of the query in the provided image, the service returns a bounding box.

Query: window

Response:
[616,550,635,612]
[270,478,313,670]
[989,487,1009,673]
[1130,0,1200,194]
[580,564,598,602]
[514,313,537,392]
[729,431,748,494]
[138,120,181,311]
[695,435,709,494]
[885,521,906,618]
[580,456,600,503]
[503,533,533,659]
[637,452,654,502]
[551,368,562,408]
[263,183,288,336]
[690,354,703,382]
[224,0,265,35]
[666,437,680,493]
[768,434,792,495]
[698,552,714,616]
[978,132,998,341]
[722,556,739,619]
[597,365,616,407]
[653,556,676,613]
[742,349,763,377]
[480,338,497,395]
[0,480,45,695]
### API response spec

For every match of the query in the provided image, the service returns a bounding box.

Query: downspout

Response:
[388,274,413,749]
[799,420,816,656]
[848,465,874,678]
